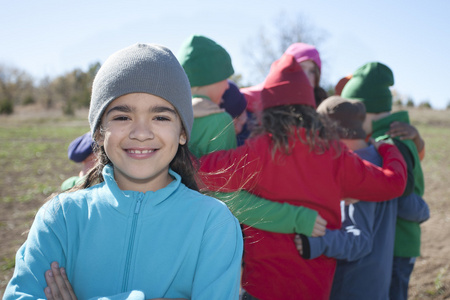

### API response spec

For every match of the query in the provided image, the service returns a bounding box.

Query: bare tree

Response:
[0,64,35,114]
[242,12,327,86]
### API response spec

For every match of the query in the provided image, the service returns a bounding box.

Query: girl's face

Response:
[98,93,186,192]
[299,60,318,87]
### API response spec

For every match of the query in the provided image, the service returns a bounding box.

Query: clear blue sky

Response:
[2,0,449,109]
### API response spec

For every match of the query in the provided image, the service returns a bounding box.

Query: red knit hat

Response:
[261,54,316,110]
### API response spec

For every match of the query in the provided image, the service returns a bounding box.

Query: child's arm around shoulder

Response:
[198,140,261,192]
[397,193,430,223]
[340,139,407,202]
[387,121,425,159]
[296,200,376,261]
[211,191,326,236]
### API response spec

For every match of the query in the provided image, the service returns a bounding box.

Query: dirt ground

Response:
[0,106,449,299]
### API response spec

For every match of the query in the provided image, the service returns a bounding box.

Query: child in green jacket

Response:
[341,61,426,300]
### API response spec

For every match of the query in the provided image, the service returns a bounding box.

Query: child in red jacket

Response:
[198,54,408,300]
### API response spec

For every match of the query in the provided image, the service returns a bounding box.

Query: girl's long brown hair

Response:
[252,104,341,158]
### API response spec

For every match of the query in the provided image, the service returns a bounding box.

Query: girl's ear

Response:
[179,132,187,145]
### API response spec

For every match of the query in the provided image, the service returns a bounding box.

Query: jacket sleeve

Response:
[397,193,430,223]
[3,198,68,300]
[210,191,318,235]
[198,142,260,192]
[340,143,407,202]
[191,207,243,300]
[393,139,415,197]
[303,201,376,261]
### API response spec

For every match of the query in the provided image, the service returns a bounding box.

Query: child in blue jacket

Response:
[4,43,243,300]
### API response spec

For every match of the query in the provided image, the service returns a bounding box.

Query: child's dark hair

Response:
[252,104,341,157]
[69,129,199,192]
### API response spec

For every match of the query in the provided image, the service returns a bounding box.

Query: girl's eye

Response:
[112,116,130,121]
[155,116,170,121]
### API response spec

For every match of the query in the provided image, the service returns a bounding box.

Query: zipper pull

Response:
[134,195,143,214]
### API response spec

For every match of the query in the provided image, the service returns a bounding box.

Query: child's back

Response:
[342,62,425,300]
[199,55,408,300]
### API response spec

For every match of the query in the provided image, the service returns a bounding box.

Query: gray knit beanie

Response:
[89,43,194,140]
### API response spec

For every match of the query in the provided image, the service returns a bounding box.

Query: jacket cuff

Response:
[299,234,311,259]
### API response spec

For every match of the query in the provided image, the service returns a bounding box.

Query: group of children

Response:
[4,35,428,300]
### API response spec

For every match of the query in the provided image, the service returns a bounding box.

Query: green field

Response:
[0,107,449,299]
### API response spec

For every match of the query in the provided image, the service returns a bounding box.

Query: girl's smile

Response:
[126,147,157,159]
[98,93,186,192]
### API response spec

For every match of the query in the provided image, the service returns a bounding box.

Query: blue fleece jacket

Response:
[4,165,243,300]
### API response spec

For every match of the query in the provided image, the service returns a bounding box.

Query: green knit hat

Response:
[177,35,234,87]
[341,62,394,113]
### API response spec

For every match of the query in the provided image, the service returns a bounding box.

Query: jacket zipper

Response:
[121,194,143,292]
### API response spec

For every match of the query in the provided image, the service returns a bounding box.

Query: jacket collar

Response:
[99,164,183,215]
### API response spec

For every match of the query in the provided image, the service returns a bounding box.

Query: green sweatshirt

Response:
[372,111,425,257]
[189,96,237,158]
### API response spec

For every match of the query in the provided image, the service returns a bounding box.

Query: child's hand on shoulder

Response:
[386,121,425,153]
[386,121,418,141]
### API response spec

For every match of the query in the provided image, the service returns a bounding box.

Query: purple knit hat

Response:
[220,80,248,118]
[68,132,94,163]
[284,43,322,71]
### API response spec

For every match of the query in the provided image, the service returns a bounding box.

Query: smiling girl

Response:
[4,44,243,300]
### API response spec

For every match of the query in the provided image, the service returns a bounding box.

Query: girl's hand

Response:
[311,214,327,237]
[44,262,77,300]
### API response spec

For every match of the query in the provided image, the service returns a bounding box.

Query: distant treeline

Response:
[0,62,101,115]
[0,60,440,115]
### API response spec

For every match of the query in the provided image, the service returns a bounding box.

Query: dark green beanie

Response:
[177,35,234,87]
[341,62,394,113]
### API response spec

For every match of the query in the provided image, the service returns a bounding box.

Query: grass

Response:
[0,258,15,272]
[426,267,448,296]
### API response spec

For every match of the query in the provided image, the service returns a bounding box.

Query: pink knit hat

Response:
[284,43,322,71]
[261,54,316,110]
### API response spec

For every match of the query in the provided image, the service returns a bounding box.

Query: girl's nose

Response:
[129,120,155,141]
